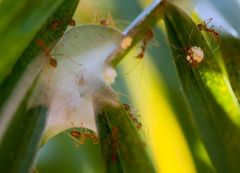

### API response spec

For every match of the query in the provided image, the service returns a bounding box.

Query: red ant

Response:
[68,18,76,26]
[123,103,142,129]
[50,18,76,30]
[126,29,154,75]
[197,18,220,39]
[93,11,115,26]
[136,29,154,59]
[50,19,63,30]
[66,122,99,147]
[110,126,119,161]
[36,39,57,68]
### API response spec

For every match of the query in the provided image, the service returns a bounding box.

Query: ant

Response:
[126,29,154,75]
[110,126,119,161]
[66,122,99,147]
[36,39,57,68]
[50,18,76,30]
[93,11,115,26]
[68,18,76,26]
[136,29,154,59]
[123,103,142,129]
[197,18,220,39]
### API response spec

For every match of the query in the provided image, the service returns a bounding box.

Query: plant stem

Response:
[106,0,166,67]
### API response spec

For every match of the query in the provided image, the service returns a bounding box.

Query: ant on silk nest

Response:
[93,11,115,26]
[65,122,99,147]
[50,18,76,30]
[36,39,57,68]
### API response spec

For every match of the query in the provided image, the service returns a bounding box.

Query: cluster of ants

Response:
[35,12,115,69]
[131,18,220,69]
[65,102,143,148]
[35,15,221,146]
[35,18,76,68]
[175,18,221,67]
[123,103,142,129]
[35,10,221,71]
[65,122,99,147]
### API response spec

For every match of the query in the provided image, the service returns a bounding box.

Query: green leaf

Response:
[0,83,48,173]
[93,85,155,173]
[0,0,77,83]
[150,27,216,172]
[0,0,79,172]
[163,2,240,173]
[220,35,240,102]
[0,0,79,133]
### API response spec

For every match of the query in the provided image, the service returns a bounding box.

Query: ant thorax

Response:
[185,46,204,65]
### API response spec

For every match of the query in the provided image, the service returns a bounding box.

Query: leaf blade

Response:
[163,2,240,173]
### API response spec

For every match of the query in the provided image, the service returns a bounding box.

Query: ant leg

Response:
[63,129,80,147]
[93,11,100,23]
[211,44,220,53]
[107,11,115,26]
[167,41,179,50]
[205,18,213,26]
[125,59,142,75]
[188,26,197,45]
[218,25,222,34]
[173,55,182,63]
[139,58,144,86]
[78,122,85,144]
[53,53,81,65]
[92,134,99,144]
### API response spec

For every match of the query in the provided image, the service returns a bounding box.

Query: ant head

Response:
[70,130,81,138]
[50,58,57,68]
[68,19,76,26]
[145,29,154,40]
[100,18,111,25]
[123,103,130,111]
[214,32,219,37]
[182,46,191,52]
[99,19,106,25]
[136,52,144,59]
[112,127,118,134]
[197,24,203,30]
[36,39,45,46]
[137,122,142,129]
